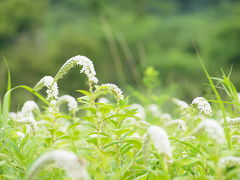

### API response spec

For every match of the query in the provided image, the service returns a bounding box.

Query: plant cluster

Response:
[0,55,240,180]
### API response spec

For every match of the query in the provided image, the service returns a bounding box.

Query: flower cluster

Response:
[232,135,240,143]
[172,98,189,111]
[227,117,240,126]
[34,76,59,100]
[194,119,225,144]
[54,55,98,84]
[191,97,212,116]
[56,95,78,111]
[95,83,124,101]
[21,100,39,115]
[146,125,172,158]
[147,104,161,117]
[27,150,88,180]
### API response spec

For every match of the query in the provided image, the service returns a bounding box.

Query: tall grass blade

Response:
[192,41,232,149]
[1,86,49,127]
[1,57,11,128]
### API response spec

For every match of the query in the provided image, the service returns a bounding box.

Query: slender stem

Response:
[89,81,102,150]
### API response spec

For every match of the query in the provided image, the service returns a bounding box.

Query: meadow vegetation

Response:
[0,55,239,179]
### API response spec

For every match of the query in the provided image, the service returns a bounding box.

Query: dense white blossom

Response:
[172,98,189,111]
[232,135,240,143]
[147,104,161,117]
[34,76,59,99]
[219,156,240,168]
[146,125,172,158]
[96,83,124,101]
[165,119,187,131]
[191,97,212,116]
[97,97,109,104]
[227,117,240,126]
[160,113,172,121]
[21,101,39,115]
[56,95,78,111]
[55,55,98,84]
[16,131,25,139]
[27,150,88,180]
[193,119,225,144]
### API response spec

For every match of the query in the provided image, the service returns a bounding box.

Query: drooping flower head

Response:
[97,97,109,104]
[193,119,225,144]
[145,125,172,158]
[21,101,39,115]
[172,98,189,111]
[147,104,161,117]
[34,76,59,100]
[56,95,78,111]
[191,97,212,116]
[54,55,98,84]
[95,83,124,101]
[26,150,88,180]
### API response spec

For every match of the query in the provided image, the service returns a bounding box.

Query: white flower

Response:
[146,125,172,158]
[128,104,146,120]
[227,117,240,126]
[193,119,225,144]
[56,95,78,111]
[232,135,240,143]
[21,101,39,115]
[27,150,88,180]
[191,97,212,116]
[219,156,240,168]
[34,76,59,100]
[17,113,37,125]
[147,104,161,117]
[16,131,25,139]
[172,98,189,111]
[8,112,18,120]
[160,113,172,121]
[95,83,124,101]
[55,55,98,84]
[165,119,187,131]
[97,97,109,104]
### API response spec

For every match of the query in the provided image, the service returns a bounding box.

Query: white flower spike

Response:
[191,97,212,116]
[146,125,172,158]
[194,119,225,144]
[27,150,88,180]
[34,76,59,100]
[172,98,189,111]
[55,55,98,84]
[56,95,78,111]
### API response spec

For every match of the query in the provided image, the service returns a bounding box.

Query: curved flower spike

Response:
[26,150,88,180]
[54,55,98,84]
[34,76,59,100]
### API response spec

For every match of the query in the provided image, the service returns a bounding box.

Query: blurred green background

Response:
[0,0,240,106]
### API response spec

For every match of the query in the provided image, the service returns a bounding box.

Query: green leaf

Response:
[76,90,92,97]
